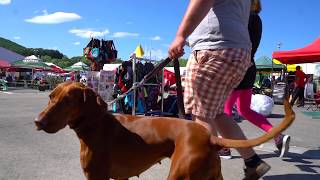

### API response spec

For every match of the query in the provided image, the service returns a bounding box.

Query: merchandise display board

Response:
[87,70,115,102]
[98,70,115,101]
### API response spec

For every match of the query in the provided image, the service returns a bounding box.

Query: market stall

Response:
[272,37,320,104]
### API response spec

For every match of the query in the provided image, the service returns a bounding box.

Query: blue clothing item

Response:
[91,48,100,58]
[189,0,251,51]
[137,99,145,113]
[112,103,117,112]
[124,92,134,107]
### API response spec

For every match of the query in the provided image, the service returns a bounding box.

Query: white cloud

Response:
[112,32,139,38]
[69,28,110,38]
[73,42,80,45]
[126,21,133,25]
[25,11,81,24]
[145,49,167,60]
[13,36,21,40]
[151,36,161,41]
[0,0,11,5]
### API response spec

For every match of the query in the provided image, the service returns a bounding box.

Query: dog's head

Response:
[35,82,107,133]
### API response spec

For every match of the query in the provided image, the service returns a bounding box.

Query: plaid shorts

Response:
[184,48,251,119]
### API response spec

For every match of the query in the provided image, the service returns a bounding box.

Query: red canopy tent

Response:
[272,37,320,64]
[0,60,11,68]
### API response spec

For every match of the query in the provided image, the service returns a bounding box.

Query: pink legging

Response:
[224,88,273,132]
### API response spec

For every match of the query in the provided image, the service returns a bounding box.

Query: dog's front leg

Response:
[83,171,109,180]
[81,158,110,180]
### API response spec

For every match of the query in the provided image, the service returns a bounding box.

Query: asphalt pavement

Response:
[0,89,319,180]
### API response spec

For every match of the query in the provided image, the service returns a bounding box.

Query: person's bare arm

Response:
[169,0,215,59]
[176,0,214,40]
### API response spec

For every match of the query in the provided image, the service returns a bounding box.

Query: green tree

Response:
[41,55,52,62]
[0,37,65,59]
[165,58,188,67]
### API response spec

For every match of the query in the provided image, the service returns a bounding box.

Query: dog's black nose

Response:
[34,120,43,130]
[34,117,47,130]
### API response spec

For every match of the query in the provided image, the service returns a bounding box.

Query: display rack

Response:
[131,56,165,115]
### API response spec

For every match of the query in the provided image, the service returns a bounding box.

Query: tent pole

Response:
[132,55,136,115]
[272,59,274,78]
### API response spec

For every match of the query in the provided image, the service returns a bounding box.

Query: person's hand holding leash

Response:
[168,36,186,60]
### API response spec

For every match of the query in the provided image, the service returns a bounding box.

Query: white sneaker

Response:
[275,134,291,158]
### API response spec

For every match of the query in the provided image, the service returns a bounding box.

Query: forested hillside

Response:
[0,37,64,59]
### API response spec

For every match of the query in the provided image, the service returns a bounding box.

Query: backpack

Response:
[91,48,100,59]
[106,40,117,63]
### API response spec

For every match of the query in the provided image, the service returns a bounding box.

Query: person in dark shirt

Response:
[221,0,291,159]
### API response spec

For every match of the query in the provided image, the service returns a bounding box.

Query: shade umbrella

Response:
[64,65,89,71]
[12,60,52,70]
[72,62,88,67]
[0,60,11,68]
[64,62,89,72]
[255,56,283,71]
[11,55,51,70]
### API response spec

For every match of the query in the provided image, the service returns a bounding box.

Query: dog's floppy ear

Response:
[82,87,95,103]
[96,95,106,106]
[82,87,107,108]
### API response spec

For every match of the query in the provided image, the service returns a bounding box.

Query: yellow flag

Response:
[272,59,282,64]
[134,44,144,58]
[273,59,297,72]
[286,64,298,72]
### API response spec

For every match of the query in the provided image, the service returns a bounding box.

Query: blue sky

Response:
[0,0,319,61]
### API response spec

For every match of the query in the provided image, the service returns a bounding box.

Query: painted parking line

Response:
[0,91,14,95]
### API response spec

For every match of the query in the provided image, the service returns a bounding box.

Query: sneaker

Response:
[275,134,291,158]
[218,148,232,159]
[243,160,271,180]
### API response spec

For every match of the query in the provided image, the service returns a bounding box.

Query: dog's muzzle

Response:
[34,117,48,130]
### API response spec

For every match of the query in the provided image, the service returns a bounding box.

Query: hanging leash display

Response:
[107,57,186,119]
[83,38,118,71]
[107,57,171,106]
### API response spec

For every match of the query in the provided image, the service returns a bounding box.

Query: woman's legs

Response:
[236,88,273,132]
[225,88,291,158]
[224,90,241,116]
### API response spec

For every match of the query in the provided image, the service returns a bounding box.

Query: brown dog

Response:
[35,82,295,180]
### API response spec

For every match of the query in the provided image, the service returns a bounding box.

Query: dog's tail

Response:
[211,97,295,148]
